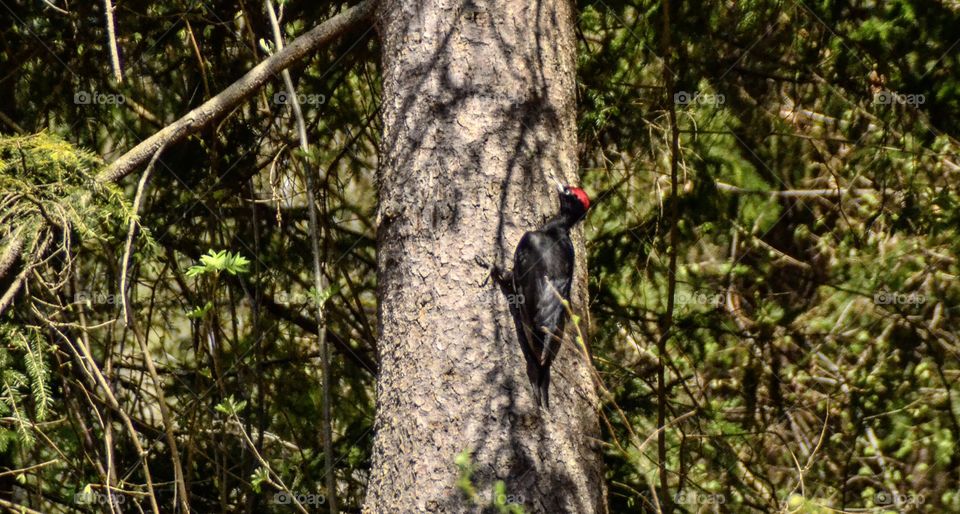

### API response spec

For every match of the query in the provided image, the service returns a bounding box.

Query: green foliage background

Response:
[1,0,958,512]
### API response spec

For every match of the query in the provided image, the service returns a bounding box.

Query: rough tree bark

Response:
[365,1,606,513]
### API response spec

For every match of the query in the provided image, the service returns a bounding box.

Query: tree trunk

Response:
[365,1,606,513]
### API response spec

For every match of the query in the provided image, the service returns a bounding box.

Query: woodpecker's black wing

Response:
[512,229,574,408]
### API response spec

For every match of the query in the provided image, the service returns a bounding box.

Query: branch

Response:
[95,0,376,184]
[103,0,123,83]
[0,110,26,134]
[254,283,378,374]
[659,0,680,510]
[0,498,44,514]
[715,181,877,198]
[0,228,25,283]
[0,232,51,317]
[120,142,167,324]
[265,1,339,512]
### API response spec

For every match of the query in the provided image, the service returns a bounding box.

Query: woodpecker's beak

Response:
[553,178,565,193]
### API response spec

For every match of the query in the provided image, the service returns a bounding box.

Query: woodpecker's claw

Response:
[475,255,492,286]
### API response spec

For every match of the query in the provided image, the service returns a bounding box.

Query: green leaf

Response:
[310,283,341,306]
[186,301,214,319]
[215,395,247,416]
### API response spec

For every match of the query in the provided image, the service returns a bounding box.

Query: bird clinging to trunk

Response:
[478,180,591,409]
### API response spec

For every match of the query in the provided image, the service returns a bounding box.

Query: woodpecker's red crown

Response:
[551,178,590,218]
[566,186,590,211]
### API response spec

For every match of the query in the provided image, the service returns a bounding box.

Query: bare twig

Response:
[658,0,681,510]
[0,497,45,514]
[120,142,167,324]
[265,1,337,511]
[41,315,162,514]
[0,231,51,316]
[229,411,310,514]
[0,458,59,478]
[715,181,878,198]
[117,143,190,513]
[0,110,26,134]
[103,0,123,82]
[120,289,192,513]
[96,0,375,184]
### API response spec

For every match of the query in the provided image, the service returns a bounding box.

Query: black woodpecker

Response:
[478,181,591,409]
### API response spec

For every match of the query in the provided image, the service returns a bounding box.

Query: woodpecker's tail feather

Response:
[521,330,555,410]
[526,358,544,408]
[524,357,551,411]
[539,371,551,411]
[477,261,552,411]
